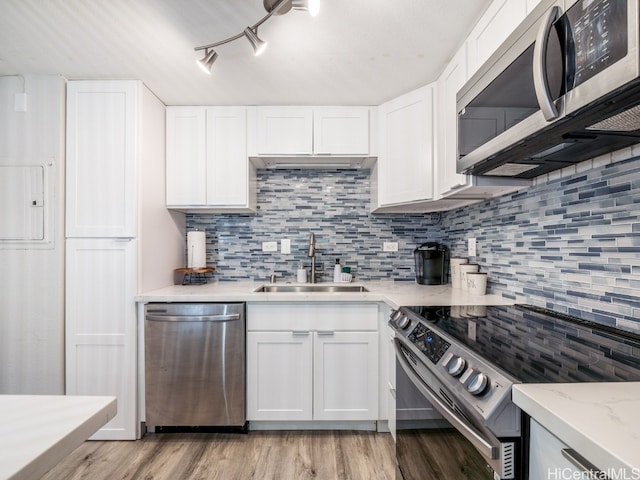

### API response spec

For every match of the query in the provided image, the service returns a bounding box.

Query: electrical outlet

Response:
[262,241,277,252]
[468,237,477,257]
[281,239,291,254]
[383,241,399,252]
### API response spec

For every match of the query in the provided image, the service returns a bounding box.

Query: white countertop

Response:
[0,395,117,480]
[513,383,640,473]
[136,281,514,309]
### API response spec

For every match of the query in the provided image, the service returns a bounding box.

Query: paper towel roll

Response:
[187,231,206,268]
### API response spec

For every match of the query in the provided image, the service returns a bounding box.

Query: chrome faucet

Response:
[308,233,317,283]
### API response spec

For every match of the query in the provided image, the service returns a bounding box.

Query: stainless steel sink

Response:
[254,285,369,293]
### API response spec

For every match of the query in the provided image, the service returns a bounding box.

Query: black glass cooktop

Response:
[405,304,640,383]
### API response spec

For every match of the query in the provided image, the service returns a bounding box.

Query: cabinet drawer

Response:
[247,303,378,331]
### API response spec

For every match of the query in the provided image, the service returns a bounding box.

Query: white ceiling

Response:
[0,0,491,106]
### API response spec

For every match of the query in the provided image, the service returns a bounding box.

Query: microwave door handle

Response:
[533,5,561,121]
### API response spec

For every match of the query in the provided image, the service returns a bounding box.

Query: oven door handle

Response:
[394,338,499,461]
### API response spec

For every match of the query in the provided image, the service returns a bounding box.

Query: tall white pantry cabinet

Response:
[65,80,184,440]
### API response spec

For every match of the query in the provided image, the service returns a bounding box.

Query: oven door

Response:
[394,339,517,480]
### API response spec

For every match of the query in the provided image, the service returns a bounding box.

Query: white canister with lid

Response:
[459,263,479,291]
[450,257,468,289]
[466,272,488,296]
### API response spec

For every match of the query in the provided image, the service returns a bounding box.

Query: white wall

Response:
[0,75,66,394]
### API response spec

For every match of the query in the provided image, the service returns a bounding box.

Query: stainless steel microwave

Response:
[457,0,640,178]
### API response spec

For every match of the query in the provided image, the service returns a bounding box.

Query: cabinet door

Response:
[256,107,313,155]
[66,81,137,237]
[466,0,528,77]
[436,47,471,196]
[166,107,206,206]
[377,85,434,206]
[247,331,313,421]
[313,107,370,155]
[313,331,379,421]
[529,419,582,479]
[65,238,137,440]
[206,107,249,206]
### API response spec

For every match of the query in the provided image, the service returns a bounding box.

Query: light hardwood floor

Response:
[41,430,396,480]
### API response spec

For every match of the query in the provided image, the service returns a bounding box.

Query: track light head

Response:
[244,27,268,56]
[292,0,320,16]
[197,49,218,74]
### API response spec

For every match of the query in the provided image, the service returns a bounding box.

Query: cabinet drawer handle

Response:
[291,331,311,336]
[317,331,335,336]
[561,449,605,477]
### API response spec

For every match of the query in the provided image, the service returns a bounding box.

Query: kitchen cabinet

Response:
[436,46,469,197]
[246,331,314,421]
[165,107,206,206]
[529,419,588,479]
[254,106,373,156]
[435,47,531,201]
[373,85,435,210]
[313,331,378,421]
[66,81,137,238]
[466,0,527,78]
[166,106,256,213]
[65,238,137,440]
[66,80,182,440]
[247,303,379,423]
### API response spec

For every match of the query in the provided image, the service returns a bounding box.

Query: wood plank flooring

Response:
[41,430,396,480]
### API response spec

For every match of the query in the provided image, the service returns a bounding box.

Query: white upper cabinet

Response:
[206,107,251,207]
[526,0,542,13]
[166,106,256,213]
[66,81,137,238]
[313,107,370,155]
[466,0,528,78]
[374,85,434,209]
[166,107,206,206]
[256,107,313,155]
[254,106,373,156]
[436,46,469,196]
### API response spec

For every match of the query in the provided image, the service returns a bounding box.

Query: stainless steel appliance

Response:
[414,242,448,285]
[457,0,640,178]
[390,304,640,479]
[144,302,246,431]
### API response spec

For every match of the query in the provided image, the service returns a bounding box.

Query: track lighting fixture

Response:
[197,49,218,74]
[243,27,268,56]
[194,0,320,73]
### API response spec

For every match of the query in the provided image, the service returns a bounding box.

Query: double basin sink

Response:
[254,284,369,293]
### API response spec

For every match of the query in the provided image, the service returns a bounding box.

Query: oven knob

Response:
[396,314,411,330]
[446,355,466,377]
[467,372,489,396]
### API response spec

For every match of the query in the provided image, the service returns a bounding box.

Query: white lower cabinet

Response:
[247,303,379,423]
[529,419,591,479]
[65,238,137,440]
[247,331,314,421]
[313,331,378,421]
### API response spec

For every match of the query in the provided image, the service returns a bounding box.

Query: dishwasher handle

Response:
[146,313,241,322]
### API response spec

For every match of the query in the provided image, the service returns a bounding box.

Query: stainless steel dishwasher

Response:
[144,302,246,431]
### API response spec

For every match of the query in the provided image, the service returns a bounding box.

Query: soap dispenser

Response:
[333,258,341,282]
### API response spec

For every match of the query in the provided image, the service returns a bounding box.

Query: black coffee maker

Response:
[414,242,448,285]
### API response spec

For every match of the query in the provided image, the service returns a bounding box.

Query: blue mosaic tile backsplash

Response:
[187,150,640,331]
[187,169,445,283]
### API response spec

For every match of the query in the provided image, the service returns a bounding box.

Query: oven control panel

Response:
[408,323,450,364]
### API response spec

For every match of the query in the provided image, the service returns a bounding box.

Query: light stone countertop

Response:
[513,383,640,474]
[0,395,117,480]
[135,280,515,309]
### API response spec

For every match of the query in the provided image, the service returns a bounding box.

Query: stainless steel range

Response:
[390,304,640,480]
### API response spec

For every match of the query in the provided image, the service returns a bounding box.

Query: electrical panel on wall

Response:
[0,162,52,247]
